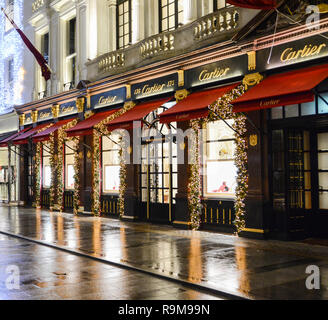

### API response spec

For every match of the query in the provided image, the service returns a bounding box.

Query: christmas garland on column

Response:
[34,142,42,208]
[92,130,101,216]
[207,84,247,233]
[188,119,202,230]
[73,136,81,215]
[118,137,127,217]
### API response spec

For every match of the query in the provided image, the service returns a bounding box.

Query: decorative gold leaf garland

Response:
[34,142,42,208]
[118,138,127,217]
[73,136,81,215]
[188,119,202,230]
[92,102,135,216]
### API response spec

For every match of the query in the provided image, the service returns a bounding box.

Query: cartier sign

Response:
[59,101,77,117]
[186,55,247,88]
[257,35,328,71]
[91,87,125,109]
[132,74,177,100]
[280,44,326,63]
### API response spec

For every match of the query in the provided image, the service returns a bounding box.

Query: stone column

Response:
[76,1,88,80]
[108,0,117,52]
[49,9,61,95]
[183,0,198,24]
[132,0,145,44]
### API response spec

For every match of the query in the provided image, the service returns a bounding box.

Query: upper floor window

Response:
[64,17,76,91]
[159,0,183,33]
[214,0,232,11]
[117,0,131,50]
[5,0,14,32]
[41,32,49,63]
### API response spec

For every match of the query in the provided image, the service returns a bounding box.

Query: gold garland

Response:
[73,136,81,215]
[188,119,202,230]
[92,130,101,216]
[91,102,136,216]
[207,84,247,233]
[34,142,42,208]
[118,138,127,217]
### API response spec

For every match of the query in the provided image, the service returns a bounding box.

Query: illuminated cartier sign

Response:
[280,44,326,63]
[61,105,75,114]
[91,87,125,109]
[39,111,51,119]
[98,95,117,106]
[198,67,230,82]
[134,81,175,97]
[132,74,177,99]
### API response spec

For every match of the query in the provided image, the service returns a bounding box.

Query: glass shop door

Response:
[140,138,177,223]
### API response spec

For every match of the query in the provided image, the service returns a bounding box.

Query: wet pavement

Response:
[0,206,328,300]
[0,234,223,300]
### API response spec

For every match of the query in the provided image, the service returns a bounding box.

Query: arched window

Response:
[117,0,132,49]
[159,0,184,33]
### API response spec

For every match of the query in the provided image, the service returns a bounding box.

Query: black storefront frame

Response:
[268,89,328,240]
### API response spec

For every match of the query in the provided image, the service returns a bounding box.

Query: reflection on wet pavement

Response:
[0,206,327,300]
[0,235,223,300]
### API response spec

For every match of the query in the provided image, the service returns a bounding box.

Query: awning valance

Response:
[107,97,172,131]
[0,129,30,147]
[12,123,52,145]
[32,118,77,142]
[66,109,117,137]
[226,0,277,9]
[232,64,328,113]
[159,83,240,124]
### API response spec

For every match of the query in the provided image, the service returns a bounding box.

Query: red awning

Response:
[0,128,31,147]
[107,97,172,131]
[32,118,76,142]
[13,123,52,145]
[232,64,328,113]
[226,0,277,10]
[66,109,117,137]
[159,83,240,124]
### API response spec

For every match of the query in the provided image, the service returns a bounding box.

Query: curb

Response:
[0,230,253,301]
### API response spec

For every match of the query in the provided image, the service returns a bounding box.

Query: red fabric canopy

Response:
[232,64,328,113]
[66,109,117,137]
[227,0,277,9]
[107,97,172,131]
[13,123,52,145]
[32,118,76,142]
[0,128,31,147]
[159,83,240,124]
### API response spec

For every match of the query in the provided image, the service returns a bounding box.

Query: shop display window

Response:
[203,120,237,198]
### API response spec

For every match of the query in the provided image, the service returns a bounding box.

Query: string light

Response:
[0,0,24,114]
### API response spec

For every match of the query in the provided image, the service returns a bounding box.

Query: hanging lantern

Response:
[226,0,277,10]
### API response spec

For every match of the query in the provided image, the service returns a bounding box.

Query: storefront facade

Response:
[13,12,328,240]
[0,112,20,204]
